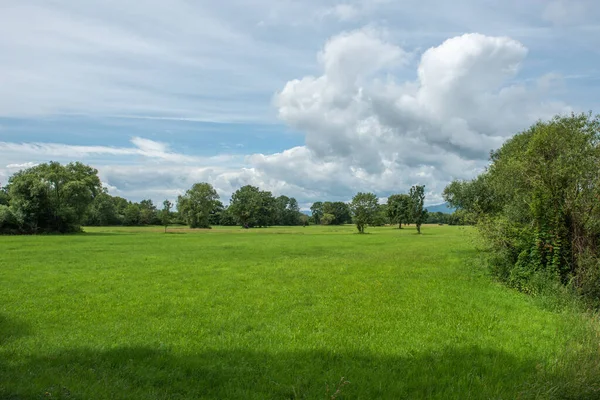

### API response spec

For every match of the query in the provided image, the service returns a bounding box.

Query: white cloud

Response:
[271,29,569,202]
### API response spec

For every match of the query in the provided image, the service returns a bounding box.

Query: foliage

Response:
[4,161,102,233]
[209,200,224,226]
[426,210,473,226]
[445,112,600,307]
[350,192,379,233]
[322,201,352,225]
[275,195,301,226]
[371,204,389,226]
[409,185,427,234]
[123,204,142,226]
[0,184,9,206]
[161,200,173,232]
[387,194,412,228]
[219,206,237,226]
[321,213,335,225]
[310,201,323,225]
[177,183,220,229]
[0,204,19,233]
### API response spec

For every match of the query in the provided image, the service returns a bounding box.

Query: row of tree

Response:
[0,166,312,233]
[0,161,453,235]
[443,112,600,307]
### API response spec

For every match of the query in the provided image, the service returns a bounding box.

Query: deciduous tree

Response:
[350,192,379,233]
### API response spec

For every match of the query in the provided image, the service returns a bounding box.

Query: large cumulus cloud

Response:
[265,29,568,201]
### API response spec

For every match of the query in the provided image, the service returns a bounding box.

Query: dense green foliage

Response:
[1,225,598,399]
[409,185,427,234]
[350,192,379,233]
[177,183,220,229]
[387,194,411,228]
[0,162,102,233]
[444,113,600,307]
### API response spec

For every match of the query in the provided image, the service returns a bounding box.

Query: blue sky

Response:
[1,0,599,208]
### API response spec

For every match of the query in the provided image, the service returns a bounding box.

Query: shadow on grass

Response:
[0,344,575,400]
[0,314,30,346]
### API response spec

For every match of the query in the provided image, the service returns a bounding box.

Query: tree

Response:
[7,161,102,233]
[256,190,276,227]
[372,204,389,226]
[321,213,335,225]
[123,203,141,226]
[219,206,237,226]
[139,199,159,225]
[323,201,352,225]
[229,185,261,227]
[300,214,309,227]
[161,200,173,233]
[310,202,324,225]
[209,200,224,226]
[443,112,600,306]
[229,185,277,228]
[274,195,300,226]
[85,192,119,226]
[177,183,220,229]
[409,185,427,234]
[387,194,412,229]
[0,183,9,206]
[350,192,379,233]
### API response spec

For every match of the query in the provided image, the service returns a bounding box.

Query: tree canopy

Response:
[350,192,379,233]
[3,161,102,233]
[177,183,220,229]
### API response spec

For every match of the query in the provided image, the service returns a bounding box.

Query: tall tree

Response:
[310,201,324,225]
[177,183,220,229]
[409,185,427,234]
[387,194,412,229]
[350,192,379,233]
[229,185,261,228]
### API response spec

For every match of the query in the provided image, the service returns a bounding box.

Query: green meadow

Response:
[1,225,598,399]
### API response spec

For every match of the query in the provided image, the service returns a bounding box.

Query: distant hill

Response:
[425,202,456,214]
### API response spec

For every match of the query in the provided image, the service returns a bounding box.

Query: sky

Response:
[1,0,599,209]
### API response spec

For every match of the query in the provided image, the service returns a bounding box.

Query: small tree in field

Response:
[162,200,172,233]
[350,192,379,233]
[409,185,427,234]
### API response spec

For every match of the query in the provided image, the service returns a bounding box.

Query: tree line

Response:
[443,112,600,308]
[0,160,465,235]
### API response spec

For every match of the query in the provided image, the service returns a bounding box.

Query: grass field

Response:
[1,225,599,399]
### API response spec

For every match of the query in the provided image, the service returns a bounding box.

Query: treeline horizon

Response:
[0,162,467,235]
